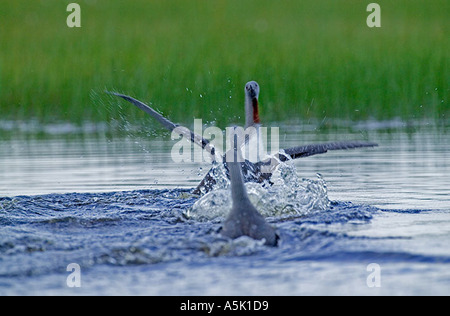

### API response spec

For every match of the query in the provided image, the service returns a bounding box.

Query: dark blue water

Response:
[1,189,449,295]
[1,121,449,295]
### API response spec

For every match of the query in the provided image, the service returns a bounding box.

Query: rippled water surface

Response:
[1,120,449,295]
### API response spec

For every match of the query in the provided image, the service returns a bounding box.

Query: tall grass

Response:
[0,0,448,127]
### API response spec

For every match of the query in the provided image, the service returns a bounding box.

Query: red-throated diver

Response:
[109,81,378,194]
[220,131,278,246]
[244,81,260,129]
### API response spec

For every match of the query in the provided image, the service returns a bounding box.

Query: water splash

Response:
[201,236,267,257]
[186,161,330,221]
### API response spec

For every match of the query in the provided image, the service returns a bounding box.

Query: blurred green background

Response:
[0,0,448,126]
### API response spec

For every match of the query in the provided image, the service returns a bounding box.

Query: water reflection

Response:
[1,120,449,210]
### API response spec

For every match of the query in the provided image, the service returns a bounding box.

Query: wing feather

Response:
[109,92,217,159]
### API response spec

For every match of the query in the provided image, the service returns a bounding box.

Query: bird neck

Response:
[245,96,260,128]
[228,133,251,209]
[228,161,250,209]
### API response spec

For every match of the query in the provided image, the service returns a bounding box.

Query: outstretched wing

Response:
[109,92,178,131]
[255,140,378,173]
[109,92,217,160]
[280,141,378,161]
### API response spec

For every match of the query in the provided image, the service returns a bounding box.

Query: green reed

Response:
[0,0,448,127]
